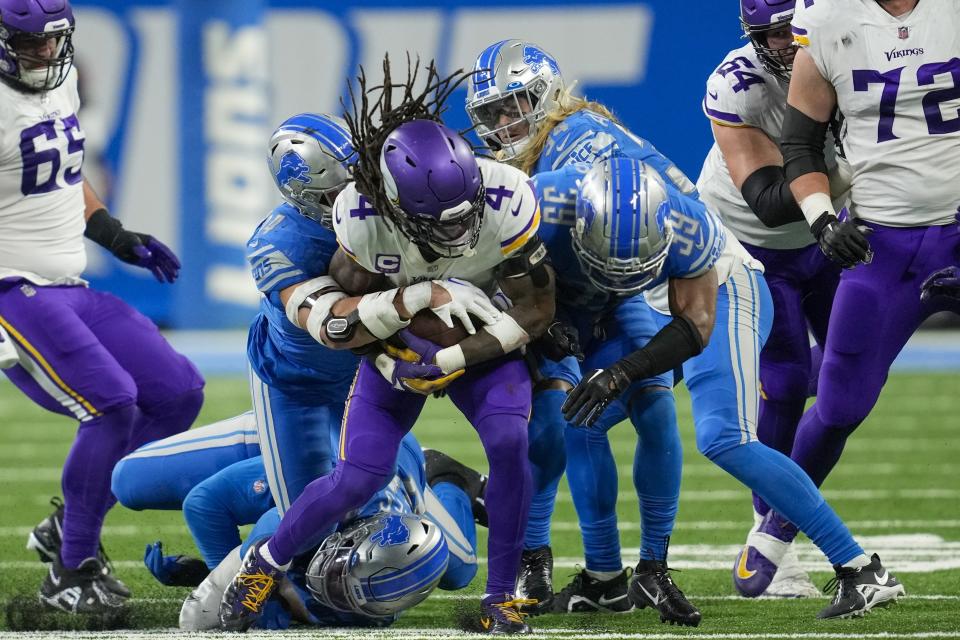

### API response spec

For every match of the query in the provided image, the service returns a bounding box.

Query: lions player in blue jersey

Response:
[466,40,698,617]
[245,112,360,519]
[562,157,904,621]
[111,413,483,630]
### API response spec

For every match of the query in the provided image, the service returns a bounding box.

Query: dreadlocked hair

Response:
[342,54,476,228]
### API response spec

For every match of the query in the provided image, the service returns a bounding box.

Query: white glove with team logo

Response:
[430,278,501,335]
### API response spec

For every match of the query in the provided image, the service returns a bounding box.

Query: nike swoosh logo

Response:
[694,231,705,250]
[637,584,662,606]
[511,195,524,216]
[875,569,889,585]
[597,593,628,606]
[554,133,575,153]
[736,548,757,580]
[708,90,719,100]
[48,567,60,587]
[480,617,491,630]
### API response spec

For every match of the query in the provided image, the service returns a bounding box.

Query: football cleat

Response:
[515,546,554,615]
[628,559,701,626]
[552,567,634,613]
[817,554,905,619]
[27,496,131,598]
[764,543,821,598]
[424,448,489,527]
[219,542,284,632]
[39,556,127,614]
[479,593,534,634]
[733,510,797,597]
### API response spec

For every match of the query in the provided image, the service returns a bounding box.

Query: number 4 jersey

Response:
[793,0,960,226]
[0,68,86,284]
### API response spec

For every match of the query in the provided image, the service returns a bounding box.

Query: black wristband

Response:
[781,104,830,183]
[615,314,705,382]
[810,212,836,238]
[83,208,124,249]
[740,165,804,228]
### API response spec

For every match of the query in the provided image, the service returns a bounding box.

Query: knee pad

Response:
[183,482,219,525]
[337,461,393,507]
[628,388,678,447]
[438,556,478,591]
[110,457,140,510]
[478,413,529,464]
[759,360,810,403]
[528,390,567,482]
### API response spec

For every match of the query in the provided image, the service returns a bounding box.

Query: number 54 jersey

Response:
[0,68,86,284]
[332,158,539,292]
[793,0,960,227]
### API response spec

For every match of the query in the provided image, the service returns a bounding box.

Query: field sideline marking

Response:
[0,630,957,639]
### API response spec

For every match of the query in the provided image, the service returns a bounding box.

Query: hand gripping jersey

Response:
[246,203,359,391]
[698,44,845,249]
[333,158,539,293]
[535,109,698,197]
[642,185,764,316]
[793,0,960,226]
[0,68,87,284]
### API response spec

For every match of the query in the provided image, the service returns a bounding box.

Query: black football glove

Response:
[561,364,632,427]
[534,320,584,362]
[811,212,873,269]
[85,209,181,283]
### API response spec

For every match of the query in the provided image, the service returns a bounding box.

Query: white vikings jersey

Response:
[793,0,960,226]
[698,44,845,250]
[0,68,87,284]
[333,158,539,292]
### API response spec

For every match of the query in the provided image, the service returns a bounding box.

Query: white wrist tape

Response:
[401,281,433,316]
[798,192,835,227]
[435,344,466,374]
[284,276,340,328]
[304,290,349,342]
[357,288,409,339]
[482,313,529,354]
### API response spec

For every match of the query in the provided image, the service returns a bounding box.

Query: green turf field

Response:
[1,373,958,639]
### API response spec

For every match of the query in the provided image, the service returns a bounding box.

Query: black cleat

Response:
[423,449,488,527]
[818,554,905,619]
[27,496,131,598]
[628,559,701,626]
[552,567,634,613]
[39,556,127,614]
[515,546,554,615]
[479,593,533,634]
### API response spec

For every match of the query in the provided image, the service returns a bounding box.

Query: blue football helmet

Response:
[267,113,356,228]
[572,158,674,295]
[305,512,448,618]
[466,39,564,159]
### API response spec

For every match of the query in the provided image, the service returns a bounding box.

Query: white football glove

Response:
[430,278,501,335]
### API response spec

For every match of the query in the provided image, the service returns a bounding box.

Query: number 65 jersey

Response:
[0,67,86,284]
[793,0,960,227]
[332,157,540,293]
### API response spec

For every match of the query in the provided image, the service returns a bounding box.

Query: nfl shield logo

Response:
[898,26,909,39]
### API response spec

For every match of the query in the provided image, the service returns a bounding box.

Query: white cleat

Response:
[764,543,822,598]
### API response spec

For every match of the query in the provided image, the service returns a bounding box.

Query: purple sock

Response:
[476,413,532,595]
[268,461,389,565]
[752,396,805,514]
[60,404,137,568]
[789,403,854,488]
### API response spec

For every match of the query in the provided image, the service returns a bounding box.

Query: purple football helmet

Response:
[740,0,795,81]
[0,0,75,92]
[380,119,485,258]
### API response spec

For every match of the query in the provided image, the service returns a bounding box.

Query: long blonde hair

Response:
[512,84,619,176]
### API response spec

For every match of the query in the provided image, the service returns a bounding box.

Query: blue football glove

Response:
[921,266,960,312]
[143,541,210,587]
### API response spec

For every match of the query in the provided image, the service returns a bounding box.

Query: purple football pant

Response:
[742,242,839,516]
[268,354,532,595]
[791,221,960,488]
[0,279,204,568]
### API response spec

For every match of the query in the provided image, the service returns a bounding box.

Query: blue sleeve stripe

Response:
[257,268,306,293]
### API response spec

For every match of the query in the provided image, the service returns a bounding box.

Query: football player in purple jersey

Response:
[0,0,204,614]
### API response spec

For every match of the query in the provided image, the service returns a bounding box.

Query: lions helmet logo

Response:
[276,151,311,191]
[522,46,560,76]
[369,515,410,547]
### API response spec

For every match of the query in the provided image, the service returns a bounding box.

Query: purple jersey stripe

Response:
[702,99,744,124]
[791,25,808,35]
[500,206,537,248]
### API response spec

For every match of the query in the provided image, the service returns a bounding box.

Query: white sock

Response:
[585,568,622,581]
[258,541,290,571]
[841,553,871,570]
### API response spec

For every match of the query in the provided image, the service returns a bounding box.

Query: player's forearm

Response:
[82,179,107,220]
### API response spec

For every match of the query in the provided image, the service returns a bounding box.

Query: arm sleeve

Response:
[246,213,308,297]
[739,165,805,228]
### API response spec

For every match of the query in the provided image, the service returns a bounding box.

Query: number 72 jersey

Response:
[792,0,960,227]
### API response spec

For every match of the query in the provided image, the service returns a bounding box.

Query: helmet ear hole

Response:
[405,156,417,168]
